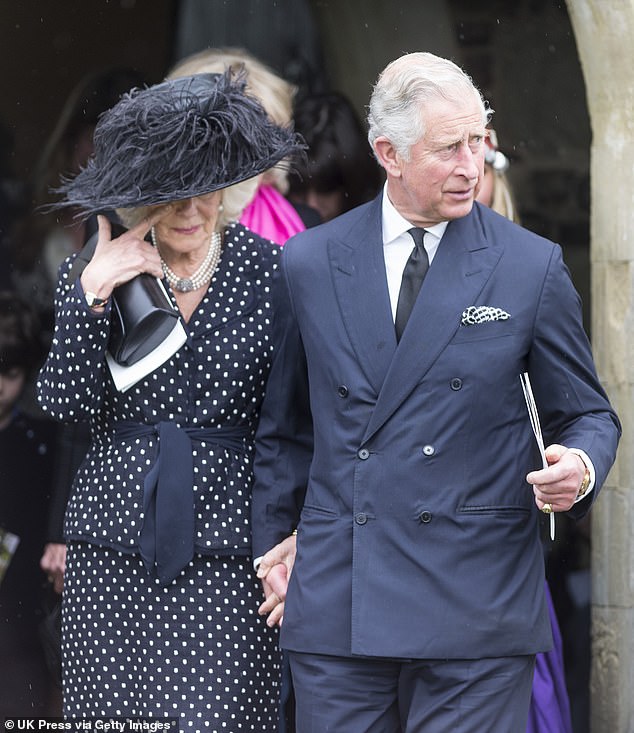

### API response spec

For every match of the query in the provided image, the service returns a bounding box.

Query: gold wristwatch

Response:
[84,291,109,309]
[577,465,591,498]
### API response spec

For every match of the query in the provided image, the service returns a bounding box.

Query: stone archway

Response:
[565,2,634,731]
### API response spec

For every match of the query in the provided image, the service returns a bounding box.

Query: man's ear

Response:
[373,137,403,178]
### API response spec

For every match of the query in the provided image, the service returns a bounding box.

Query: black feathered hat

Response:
[53,71,304,216]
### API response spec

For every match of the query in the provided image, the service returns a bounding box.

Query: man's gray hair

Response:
[367,52,492,161]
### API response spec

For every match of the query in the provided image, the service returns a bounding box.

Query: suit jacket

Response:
[252,195,620,660]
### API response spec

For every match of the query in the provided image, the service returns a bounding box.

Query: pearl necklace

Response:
[151,227,222,293]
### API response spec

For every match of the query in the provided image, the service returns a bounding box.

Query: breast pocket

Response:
[451,320,517,344]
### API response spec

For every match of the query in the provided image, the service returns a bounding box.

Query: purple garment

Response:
[526,583,573,733]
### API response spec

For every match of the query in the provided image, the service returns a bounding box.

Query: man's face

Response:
[377,94,486,228]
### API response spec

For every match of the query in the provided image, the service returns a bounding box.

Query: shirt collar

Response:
[381,184,448,245]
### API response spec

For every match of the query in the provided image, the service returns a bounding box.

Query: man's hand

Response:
[526,444,586,513]
[257,533,297,627]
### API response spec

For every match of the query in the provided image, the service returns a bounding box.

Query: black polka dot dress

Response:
[37,224,282,730]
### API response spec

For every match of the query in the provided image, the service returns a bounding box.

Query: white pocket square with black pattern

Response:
[461,305,511,325]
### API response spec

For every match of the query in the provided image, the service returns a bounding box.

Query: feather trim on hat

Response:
[51,71,304,217]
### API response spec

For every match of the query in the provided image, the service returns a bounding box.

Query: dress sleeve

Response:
[37,256,112,421]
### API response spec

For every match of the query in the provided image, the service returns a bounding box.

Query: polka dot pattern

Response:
[63,543,281,729]
[37,224,282,726]
[38,224,280,554]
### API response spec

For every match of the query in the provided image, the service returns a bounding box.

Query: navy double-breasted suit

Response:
[252,195,620,661]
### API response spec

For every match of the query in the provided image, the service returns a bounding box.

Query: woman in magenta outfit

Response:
[477,130,573,733]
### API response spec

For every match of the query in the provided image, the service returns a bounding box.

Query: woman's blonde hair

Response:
[489,170,520,224]
[168,47,296,200]
[118,48,296,230]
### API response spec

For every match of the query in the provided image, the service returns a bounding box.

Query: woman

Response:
[475,128,519,223]
[167,48,314,733]
[37,71,302,729]
[168,47,318,244]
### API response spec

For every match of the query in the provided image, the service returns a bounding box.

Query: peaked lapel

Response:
[329,196,397,394]
[363,206,503,442]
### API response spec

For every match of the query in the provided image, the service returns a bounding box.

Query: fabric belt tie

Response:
[114,420,249,585]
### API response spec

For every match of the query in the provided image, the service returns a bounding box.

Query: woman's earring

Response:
[218,202,224,213]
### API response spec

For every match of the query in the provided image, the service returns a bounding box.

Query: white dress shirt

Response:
[381,185,447,319]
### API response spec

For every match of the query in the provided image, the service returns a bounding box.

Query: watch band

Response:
[84,291,109,309]
[577,466,591,498]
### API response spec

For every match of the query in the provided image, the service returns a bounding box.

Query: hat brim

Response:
[52,72,304,216]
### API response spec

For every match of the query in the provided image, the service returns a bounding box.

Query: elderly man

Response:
[252,52,620,732]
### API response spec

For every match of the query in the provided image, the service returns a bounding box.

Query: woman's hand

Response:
[40,542,67,594]
[257,533,297,628]
[80,208,169,305]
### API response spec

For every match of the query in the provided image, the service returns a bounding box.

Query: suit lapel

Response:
[364,207,503,442]
[329,196,397,394]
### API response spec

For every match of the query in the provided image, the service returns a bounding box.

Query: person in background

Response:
[288,91,384,221]
[251,51,620,732]
[475,128,519,223]
[476,129,573,733]
[37,71,303,728]
[168,47,318,243]
[10,68,147,341]
[0,291,59,716]
[13,69,148,601]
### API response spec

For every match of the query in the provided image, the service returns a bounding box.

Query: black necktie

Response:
[395,228,429,341]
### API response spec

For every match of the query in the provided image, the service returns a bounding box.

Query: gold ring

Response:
[541,503,553,515]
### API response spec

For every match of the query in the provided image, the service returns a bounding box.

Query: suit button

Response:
[358,448,370,460]
[337,385,349,398]
[450,378,463,391]
[422,444,435,456]
[419,511,432,523]
[355,512,368,525]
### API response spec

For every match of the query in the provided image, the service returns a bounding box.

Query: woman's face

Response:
[152,191,223,257]
[475,164,494,207]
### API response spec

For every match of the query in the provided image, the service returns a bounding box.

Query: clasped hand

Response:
[257,533,296,628]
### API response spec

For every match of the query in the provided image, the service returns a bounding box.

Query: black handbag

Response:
[70,221,180,366]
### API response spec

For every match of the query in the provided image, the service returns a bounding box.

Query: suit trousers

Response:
[289,650,536,733]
